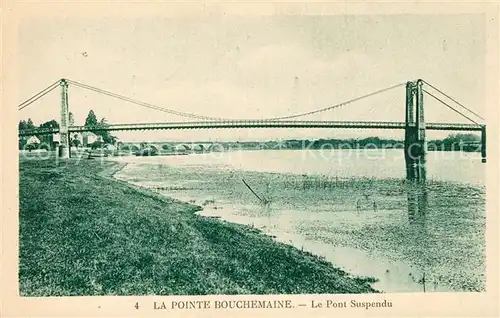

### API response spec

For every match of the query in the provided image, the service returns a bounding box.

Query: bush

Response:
[25,143,39,151]
[122,145,139,152]
[147,145,158,152]
[135,147,158,156]
[71,139,81,147]
[39,144,50,151]
[90,141,104,150]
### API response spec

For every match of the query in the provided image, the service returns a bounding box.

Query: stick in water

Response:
[242,179,265,203]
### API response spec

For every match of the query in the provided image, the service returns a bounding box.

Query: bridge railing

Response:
[18,120,485,136]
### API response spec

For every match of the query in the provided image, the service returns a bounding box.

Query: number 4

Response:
[135,302,139,309]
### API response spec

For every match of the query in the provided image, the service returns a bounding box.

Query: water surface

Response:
[111,149,485,293]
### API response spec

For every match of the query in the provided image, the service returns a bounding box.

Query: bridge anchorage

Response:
[20,77,487,171]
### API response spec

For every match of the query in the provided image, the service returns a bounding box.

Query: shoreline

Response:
[110,156,485,293]
[19,157,379,296]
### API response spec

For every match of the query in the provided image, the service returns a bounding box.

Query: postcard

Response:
[1,1,499,317]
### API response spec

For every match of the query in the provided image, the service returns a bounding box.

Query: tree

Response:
[36,120,60,149]
[71,137,81,147]
[69,112,75,126]
[85,110,98,127]
[39,144,50,151]
[90,140,104,150]
[19,120,27,130]
[39,120,59,129]
[26,118,35,129]
[83,111,116,144]
[72,139,81,147]
[25,143,38,152]
[98,117,116,145]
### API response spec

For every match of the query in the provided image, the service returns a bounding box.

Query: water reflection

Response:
[112,150,484,293]
[406,156,428,224]
[406,156,427,182]
[406,157,432,291]
[407,181,428,225]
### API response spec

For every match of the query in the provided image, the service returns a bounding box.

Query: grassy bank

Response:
[19,157,377,296]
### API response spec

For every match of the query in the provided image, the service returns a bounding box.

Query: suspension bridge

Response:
[18,78,487,172]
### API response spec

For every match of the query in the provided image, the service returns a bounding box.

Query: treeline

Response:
[19,118,61,150]
[19,114,481,153]
[19,118,60,131]
[428,133,481,152]
[19,109,117,149]
[282,137,405,150]
[228,134,481,152]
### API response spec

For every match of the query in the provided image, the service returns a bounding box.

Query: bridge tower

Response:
[404,79,426,181]
[58,78,70,159]
[481,125,486,163]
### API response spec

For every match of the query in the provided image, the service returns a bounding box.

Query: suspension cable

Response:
[263,82,406,120]
[66,79,225,120]
[423,89,481,126]
[18,80,60,110]
[422,79,484,121]
[67,79,406,121]
[17,77,487,128]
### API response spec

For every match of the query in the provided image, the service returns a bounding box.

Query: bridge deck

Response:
[18,120,484,136]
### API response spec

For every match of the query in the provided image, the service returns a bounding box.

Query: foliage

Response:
[276,137,405,150]
[25,142,39,151]
[19,120,27,130]
[71,138,81,147]
[98,118,117,145]
[39,144,50,151]
[18,113,480,153]
[122,145,140,151]
[428,133,481,151]
[27,118,35,129]
[19,159,377,296]
[446,133,480,143]
[90,140,105,150]
[135,147,158,156]
[84,110,117,145]
[39,120,59,129]
[19,118,36,130]
[36,120,60,148]
[147,145,158,152]
[84,110,98,127]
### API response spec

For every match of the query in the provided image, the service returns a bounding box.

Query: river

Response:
[110,149,485,293]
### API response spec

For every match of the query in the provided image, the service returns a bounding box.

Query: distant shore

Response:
[19,156,378,296]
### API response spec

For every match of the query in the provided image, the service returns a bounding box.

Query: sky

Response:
[18,14,486,142]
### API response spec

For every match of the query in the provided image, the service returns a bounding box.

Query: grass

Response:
[19,156,378,296]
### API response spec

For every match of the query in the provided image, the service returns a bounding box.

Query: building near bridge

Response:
[19,134,60,150]
[26,136,40,145]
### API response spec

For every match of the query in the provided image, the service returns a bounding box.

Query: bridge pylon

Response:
[481,125,486,163]
[58,79,70,159]
[404,79,426,181]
